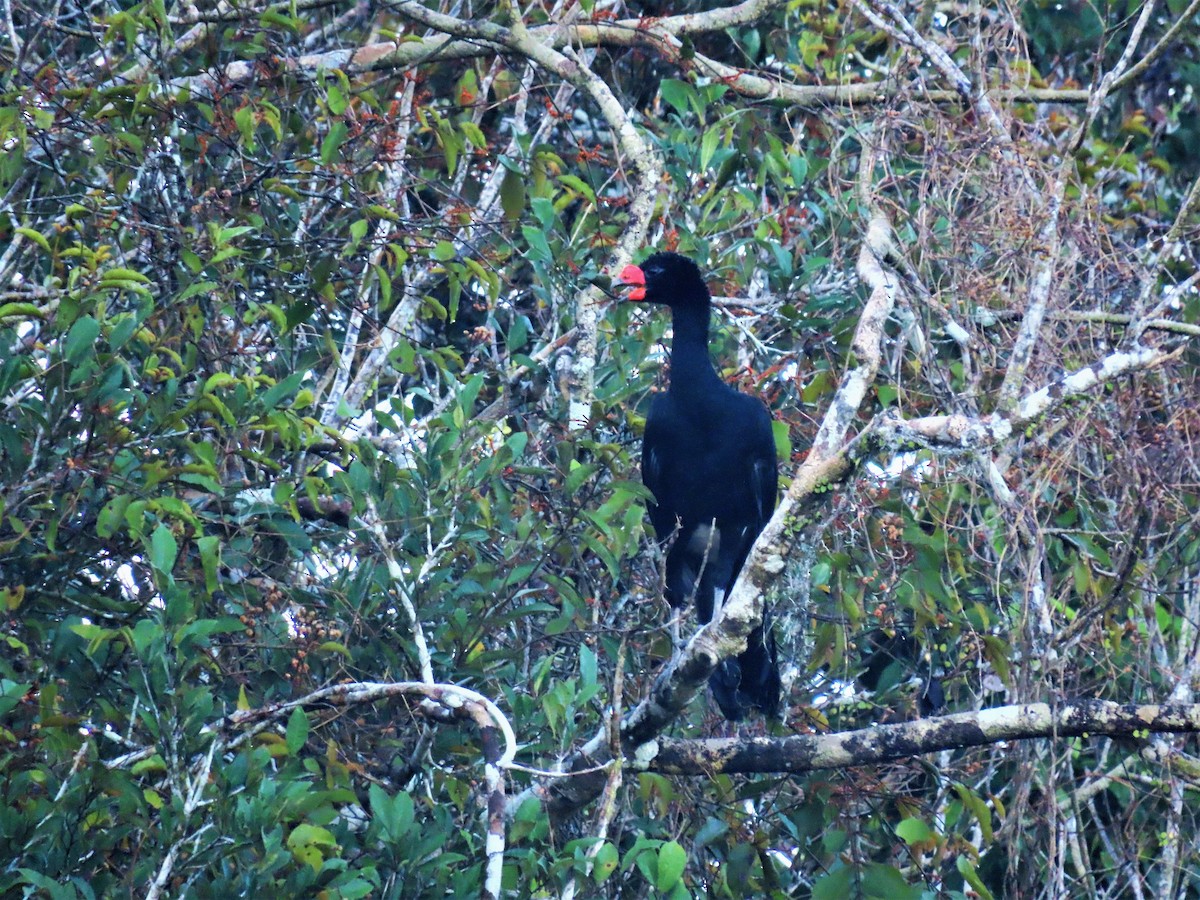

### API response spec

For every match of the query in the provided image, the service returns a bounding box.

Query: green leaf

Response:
[557,174,594,202]
[456,374,484,414]
[957,855,996,900]
[432,240,457,261]
[798,30,827,68]
[500,167,526,221]
[64,316,101,364]
[96,494,132,539]
[593,841,619,883]
[789,152,809,186]
[436,120,459,174]
[954,783,994,841]
[174,617,242,651]
[315,641,351,657]
[580,644,597,686]
[320,121,349,165]
[812,865,852,900]
[125,500,148,538]
[99,278,151,295]
[369,784,414,840]
[772,418,792,460]
[334,879,374,900]
[564,461,598,496]
[15,227,51,253]
[326,83,347,115]
[197,535,220,594]
[456,68,479,104]
[530,197,556,230]
[894,817,935,844]
[0,302,45,321]
[460,120,486,149]
[2,587,26,612]
[132,754,167,776]
[69,623,115,655]
[100,266,150,283]
[287,823,337,870]
[861,864,924,898]
[202,393,236,424]
[982,635,1012,686]
[656,841,687,892]
[19,868,80,899]
[286,706,309,755]
[149,525,177,577]
[234,106,257,150]
[521,225,551,262]
[259,371,306,410]
[203,372,238,393]
[217,225,255,242]
[699,126,720,171]
[108,313,138,349]
[659,79,691,117]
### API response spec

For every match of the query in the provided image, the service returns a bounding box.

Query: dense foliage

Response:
[2,0,1199,896]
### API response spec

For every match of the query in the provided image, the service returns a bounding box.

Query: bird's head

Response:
[617,251,709,309]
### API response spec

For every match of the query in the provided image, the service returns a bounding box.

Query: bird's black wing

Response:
[719,400,779,588]
[750,405,780,527]
[709,398,782,719]
[640,394,679,542]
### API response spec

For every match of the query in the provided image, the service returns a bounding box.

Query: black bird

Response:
[619,251,781,720]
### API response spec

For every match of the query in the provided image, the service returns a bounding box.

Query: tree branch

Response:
[642,701,1200,774]
[996,183,1066,410]
[165,13,1092,110]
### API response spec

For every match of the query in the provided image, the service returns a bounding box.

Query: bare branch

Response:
[365,496,441,684]
[163,13,1092,111]
[853,0,1025,168]
[1109,0,1200,92]
[996,183,1066,410]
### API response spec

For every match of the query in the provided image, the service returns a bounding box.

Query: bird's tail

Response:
[708,612,781,721]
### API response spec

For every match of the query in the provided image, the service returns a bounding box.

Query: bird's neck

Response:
[668,302,721,391]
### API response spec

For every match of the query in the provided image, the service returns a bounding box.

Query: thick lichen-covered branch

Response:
[642,702,1200,774]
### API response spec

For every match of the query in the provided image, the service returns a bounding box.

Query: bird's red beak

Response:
[618,264,647,301]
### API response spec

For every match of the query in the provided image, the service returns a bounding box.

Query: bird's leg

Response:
[687,518,720,621]
[659,523,687,649]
